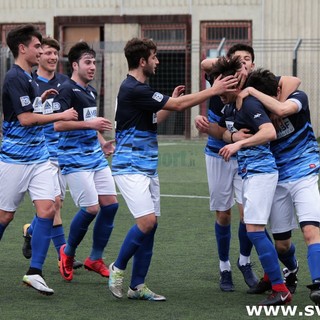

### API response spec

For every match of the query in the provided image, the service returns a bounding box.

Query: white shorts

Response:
[114,174,160,218]
[50,160,67,200]
[66,167,116,208]
[206,155,242,211]
[0,161,55,212]
[243,173,278,225]
[269,175,320,234]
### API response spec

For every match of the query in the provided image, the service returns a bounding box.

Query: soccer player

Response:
[195,44,301,292]
[54,41,118,282]
[108,37,239,301]
[237,69,320,305]
[22,37,82,269]
[213,58,292,305]
[0,24,78,295]
[195,44,258,291]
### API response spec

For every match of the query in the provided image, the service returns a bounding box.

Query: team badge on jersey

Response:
[83,106,97,121]
[152,92,164,102]
[20,95,31,107]
[53,101,61,111]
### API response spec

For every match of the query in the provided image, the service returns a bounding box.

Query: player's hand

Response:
[172,85,185,98]
[270,114,284,131]
[102,139,115,157]
[194,115,209,133]
[61,107,78,121]
[89,117,113,131]
[233,128,252,141]
[236,87,251,110]
[212,74,239,95]
[235,64,248,89]
[219,143,241,161]
[41,89,58,102]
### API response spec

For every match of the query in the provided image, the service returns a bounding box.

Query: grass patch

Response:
[0,139,316,320]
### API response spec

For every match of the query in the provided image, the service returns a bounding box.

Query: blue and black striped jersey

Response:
[271,90,319,182]
[1,64,49,164]
[34,72,69,161]
[112,75,170,177]
[53,78,108,174]
[233,96,277,179]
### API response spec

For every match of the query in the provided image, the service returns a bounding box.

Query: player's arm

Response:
[17,108,78,127]
[222,128,253,144]
[278,76,301,102]
[239,87,299,117]
[98,132,115,157]
[54,117,112,132]
[219,123,276,161]
[162,75,238,112]
[157,85,186,124]
[201,57,219,74]
[194,114,227,139]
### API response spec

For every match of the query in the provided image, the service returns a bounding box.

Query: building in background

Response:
[0,0,319,138]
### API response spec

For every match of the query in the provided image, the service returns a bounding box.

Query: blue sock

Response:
[115,224,147,270]
[278,243,297,271]
[51,224,66,259]
[238,221,253,257]
[130,224,157,288]
[265,229,273,243]
[30,216,53,270]
[27,215,38,236]
[0,223,8,240]
[90,203,118,260]
[65,208,95,256]
[215,222,231,262]
[247,231,283,285]
[307,243,320,282]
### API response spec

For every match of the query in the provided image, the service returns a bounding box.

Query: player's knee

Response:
[300,222,320,244]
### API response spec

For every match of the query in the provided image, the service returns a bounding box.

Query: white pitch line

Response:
[160,194,209,199]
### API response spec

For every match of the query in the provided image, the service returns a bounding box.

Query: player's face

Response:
[39,45,59,73]
[219,91,238,105]
[23,36,43,67]
[231,50,255,73]
[76,54,96,84]
[143,50,159,77]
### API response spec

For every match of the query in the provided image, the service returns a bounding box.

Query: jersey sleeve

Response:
[133,82,170,113]
[242,96,272,131]
[53,84,73,112]
[4,76,34,116]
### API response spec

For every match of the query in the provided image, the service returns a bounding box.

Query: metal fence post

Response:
[292,38,302,76]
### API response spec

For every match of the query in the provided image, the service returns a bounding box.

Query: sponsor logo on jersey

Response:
[152,113,157,124]
[152,92,163,102]
[72,88,81,92]
[20,96,31,107]
[83,106,97,121]
[253,113,261,119]
[32,97,43,113]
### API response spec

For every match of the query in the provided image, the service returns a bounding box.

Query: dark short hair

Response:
[41,37,60,51]
[227,43,255,62]
[6,24,42,58]
[209,56,243,80]
[245,68,278,96]
[124,37,157,69]
[68,41,96,69]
